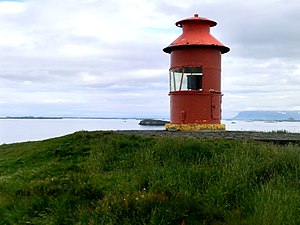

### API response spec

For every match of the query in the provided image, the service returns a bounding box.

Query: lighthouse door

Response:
[211,95,221,120]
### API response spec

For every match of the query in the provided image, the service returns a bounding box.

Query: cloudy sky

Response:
[0,0,300,118]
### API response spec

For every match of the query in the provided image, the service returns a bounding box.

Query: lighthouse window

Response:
[169,67,202,91]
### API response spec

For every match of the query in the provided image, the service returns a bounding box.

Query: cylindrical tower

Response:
[163,13,230,131]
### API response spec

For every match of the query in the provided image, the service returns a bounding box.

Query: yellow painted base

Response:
[165,123,225,131]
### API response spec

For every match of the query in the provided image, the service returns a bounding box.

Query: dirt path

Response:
[114,130,300,144]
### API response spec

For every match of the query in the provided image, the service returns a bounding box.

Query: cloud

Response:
[0,0,300,118]
[215,1,300,60]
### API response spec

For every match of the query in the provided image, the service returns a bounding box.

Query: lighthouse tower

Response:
[163,13,230,131]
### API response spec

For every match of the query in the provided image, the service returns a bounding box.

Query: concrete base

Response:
[165,123,225,131]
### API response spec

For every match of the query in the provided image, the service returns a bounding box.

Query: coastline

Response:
[115,130,300,144]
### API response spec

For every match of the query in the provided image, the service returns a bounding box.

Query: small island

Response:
[139,119,169,126]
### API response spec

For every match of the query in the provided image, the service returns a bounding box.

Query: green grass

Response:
[0,131,300,224]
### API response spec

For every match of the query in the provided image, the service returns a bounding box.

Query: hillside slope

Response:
[0,131,300,225]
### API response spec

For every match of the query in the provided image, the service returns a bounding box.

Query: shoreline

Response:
[114,130,300,144]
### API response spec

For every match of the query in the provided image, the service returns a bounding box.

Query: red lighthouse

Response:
[163,13,229,131]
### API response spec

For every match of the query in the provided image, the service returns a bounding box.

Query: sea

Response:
[1,118,300,145]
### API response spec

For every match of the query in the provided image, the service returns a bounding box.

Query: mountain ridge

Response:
[232,110,300,121]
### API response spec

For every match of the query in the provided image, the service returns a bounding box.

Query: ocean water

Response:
[1,119,300,145]
[0,119,164,144]
[225,120,300,133]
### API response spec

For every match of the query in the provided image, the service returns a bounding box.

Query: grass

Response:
[0,131,300,224]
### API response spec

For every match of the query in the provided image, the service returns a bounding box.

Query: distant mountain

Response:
[232,111,300,121]
[0,116,63,119]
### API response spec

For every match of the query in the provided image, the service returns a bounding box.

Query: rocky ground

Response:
[115,130,300,144]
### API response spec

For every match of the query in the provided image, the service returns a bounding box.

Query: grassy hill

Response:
[0,131,300,225]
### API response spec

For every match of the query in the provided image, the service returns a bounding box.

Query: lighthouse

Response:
[163,13,230,131]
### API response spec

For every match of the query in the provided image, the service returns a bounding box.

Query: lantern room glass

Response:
[169,67,203,91]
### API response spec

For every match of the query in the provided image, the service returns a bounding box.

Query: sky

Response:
[0,0,300,119]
